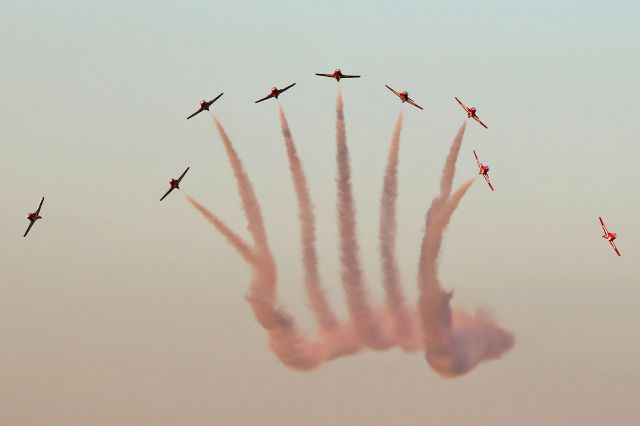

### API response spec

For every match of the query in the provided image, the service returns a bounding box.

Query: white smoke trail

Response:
[185,111,513,375]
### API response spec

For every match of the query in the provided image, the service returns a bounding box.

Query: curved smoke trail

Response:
[417,123,514,377]
[190,115,366,370]
[186,108,514,375]
[212,116,329,370]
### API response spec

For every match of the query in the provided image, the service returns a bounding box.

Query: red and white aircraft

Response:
[255,83,296,103]
[599,217,621,256]
[186,93,223,119]
[160,167,189,201]
[385,85,423,110]
[455,97,488,129]
[315,69,360,81]
[473,150,494,191]
[24,197,44,237]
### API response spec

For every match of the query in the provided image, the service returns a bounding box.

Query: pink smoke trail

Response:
[187,110,513,374]
[206,116,363,369]
[212,116,328,370]
[440,122,467,199]
[417,125,514,377]
[186,195,256,264]
[378,112,418,349]
[278,106,340,333]
[213,117,269,252]
[335,93,390,349]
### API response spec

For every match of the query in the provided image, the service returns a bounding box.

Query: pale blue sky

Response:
[1,1,639,425]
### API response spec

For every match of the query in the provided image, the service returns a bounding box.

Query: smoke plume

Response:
[378,112,419,350]
[185,105,514,376]
[335,93,391,349]
[278,106,340,333]
[417,123,515,377]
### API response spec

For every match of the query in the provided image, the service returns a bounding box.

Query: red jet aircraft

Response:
[186,93,223,119]
[474,150,494,191]
[24,197,44,237]
[315,69,360,81]
[160,167,189,201]
[255,83,296,103]
[455,97,488,129]
[385,85,423,110]
[599,217,620,256]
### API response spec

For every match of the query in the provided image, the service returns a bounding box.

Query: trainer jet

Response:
[160,167,189,201]
[474,150,494,191]
[599,217,621,256]
[315,69,360,82]
[24,197,44,237]
[455,97,488,129]
[186,93,223,119]
[385,85,423,110]
[255,83,296,103]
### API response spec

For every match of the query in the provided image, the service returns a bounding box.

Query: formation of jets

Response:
[21,67,624,257]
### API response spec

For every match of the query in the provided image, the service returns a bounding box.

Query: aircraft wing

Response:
[177,167,190,182]
[280,83,296,93]
[406,98,423,110]
[255,94,273,103]
[186,108,203,119]
[483,174,495,191]
[473,115,489,129]
[36,197,44,214]
[610,240,621,256]
[206,92,224,106]
[23,221,34,238]
[455,97,468,112]
[160,187,174,201]
[315,73,333,78]
[473,150,482,168]
[599,217,608,234]
[385,85,401,98]
[342,74,360,78]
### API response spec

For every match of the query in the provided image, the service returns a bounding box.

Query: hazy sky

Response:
[1,0,639,424]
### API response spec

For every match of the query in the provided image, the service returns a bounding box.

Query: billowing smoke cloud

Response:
[417,123,515,377]
[186,100,513,376]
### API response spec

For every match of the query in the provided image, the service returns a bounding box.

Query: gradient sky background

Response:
[1,0,639,424]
